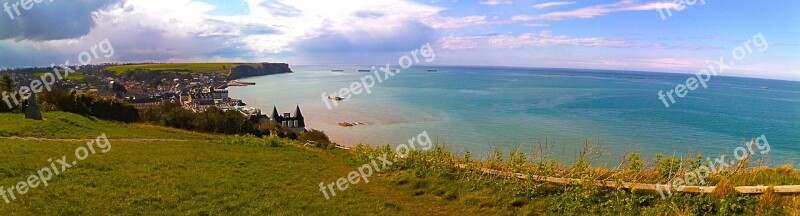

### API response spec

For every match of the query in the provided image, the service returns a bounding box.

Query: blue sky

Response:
[0,0,798,80]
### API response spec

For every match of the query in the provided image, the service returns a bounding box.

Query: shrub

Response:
[38,88,139,122]
[161,107,195,129]
[756,187,782,215]
[624,153,643,172]
[298,129,332,149]
[654,153,682,178]
[0,74,16,112]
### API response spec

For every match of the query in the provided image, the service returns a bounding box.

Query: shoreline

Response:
[227,80,256,86]
[225,71,293,86]
[222,65,799,166]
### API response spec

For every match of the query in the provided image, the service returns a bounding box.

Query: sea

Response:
[227,65,800,166]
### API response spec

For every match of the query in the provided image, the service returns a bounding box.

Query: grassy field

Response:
[0,112,216,140]
[104,63,240,74]
[32,72,84,81]
[105,63,232,74]
[0,112,487,215]
[1,112,799,215]
[64,72,85,81]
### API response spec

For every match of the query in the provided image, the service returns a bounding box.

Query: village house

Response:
[271,105,306,132]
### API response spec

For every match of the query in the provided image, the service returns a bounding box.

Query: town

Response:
[0,62,306,131]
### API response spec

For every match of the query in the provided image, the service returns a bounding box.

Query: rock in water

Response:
[24,91,43,120]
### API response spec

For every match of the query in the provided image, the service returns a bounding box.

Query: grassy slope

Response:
[0,112,483,215]
[32,72,83,81]
[4,112,798,215]
[105,63,236,74]
[0,112,217,140]
[104,63,265,76]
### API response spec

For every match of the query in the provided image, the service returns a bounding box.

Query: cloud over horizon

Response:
[513,0,682,21]
[0,0,797,80]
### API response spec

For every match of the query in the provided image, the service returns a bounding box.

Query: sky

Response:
[0,0,798,80]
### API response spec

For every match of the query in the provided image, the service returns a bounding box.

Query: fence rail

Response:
[456,164,800,194]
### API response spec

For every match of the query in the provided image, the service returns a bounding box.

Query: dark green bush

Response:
[298,129,333,148]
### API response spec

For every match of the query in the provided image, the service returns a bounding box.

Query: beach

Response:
[228,65,800,165]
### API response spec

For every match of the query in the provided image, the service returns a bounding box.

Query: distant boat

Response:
[761,86,770,89]
[358,70,371,72]
[331,70,344,72]
[427,69,438,72]
[328,95,344,101]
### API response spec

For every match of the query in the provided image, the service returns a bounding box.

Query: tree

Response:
[0,74,16,112]
[38,88,140,122]
[222,110,249,134]
[161,108,194,130]
[191,107,227,133]
[0,74,13,92]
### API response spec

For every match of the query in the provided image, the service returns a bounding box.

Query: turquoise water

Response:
[228,65,800,165]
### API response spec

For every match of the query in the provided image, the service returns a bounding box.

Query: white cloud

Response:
[439,31,668,50]
[513,0,682,21]
[521,23,550,27]
[1,0,795,81]
[423,16,490,29]
[479,0,512,5]
[1,0,483,66]
[532,1,575,9]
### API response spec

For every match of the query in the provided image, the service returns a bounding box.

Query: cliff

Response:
[228,63,292,80]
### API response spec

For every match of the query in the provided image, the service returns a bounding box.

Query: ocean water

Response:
[227,65,800,165]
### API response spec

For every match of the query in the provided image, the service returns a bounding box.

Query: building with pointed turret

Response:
[271,105,306,132]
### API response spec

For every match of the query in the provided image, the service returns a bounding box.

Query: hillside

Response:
[1,112,799,215]
[227,63,292,80]
[0,112,484,215]
[103,63,292,80]
[105,63,237,74]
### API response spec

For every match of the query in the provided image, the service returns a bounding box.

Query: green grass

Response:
[0,112,215,140]
[0,113,483,215]
[349,144,800,215]
[30,72,83,81]
[105,63,236,74]
[2,112,798,215]
[64,72,84,81]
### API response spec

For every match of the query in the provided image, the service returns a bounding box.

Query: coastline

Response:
[227,80,257,86]
[227,63,293,80]
[224,65,800,166]
[227,70,293,81]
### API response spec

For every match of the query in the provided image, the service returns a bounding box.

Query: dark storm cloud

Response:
[0,0,123,41]
[0,25,250,68]
[294,21,436,52]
